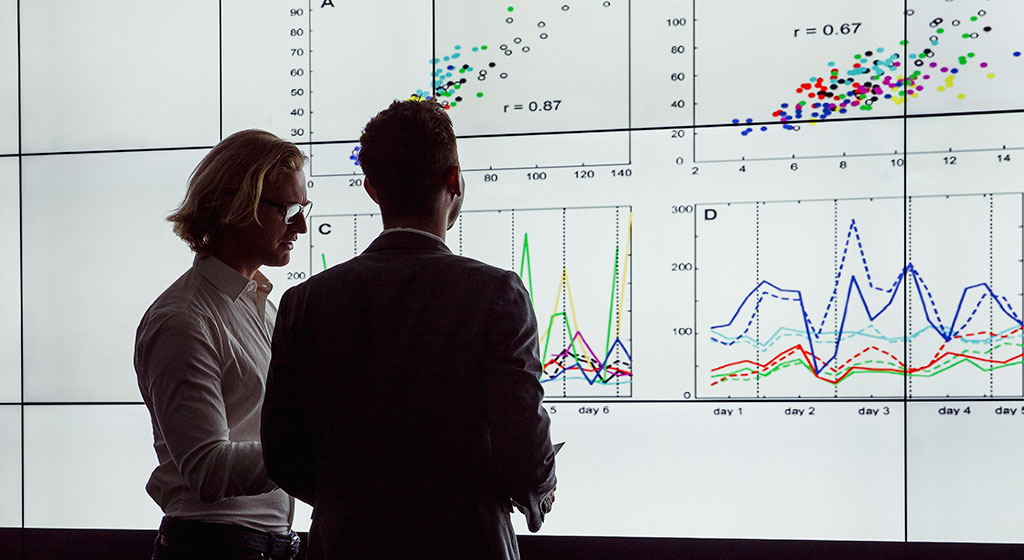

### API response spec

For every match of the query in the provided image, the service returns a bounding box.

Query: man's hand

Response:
[511,486,556,533]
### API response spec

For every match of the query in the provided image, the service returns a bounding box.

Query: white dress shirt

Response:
[134,254,291,533]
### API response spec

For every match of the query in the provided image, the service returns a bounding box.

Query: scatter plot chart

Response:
[310,206,633,399]
[696,194,1024,400]
[428,2,628,135]
[905,1,1024,154]
[691,0,1024,162]
[307,1,631,175]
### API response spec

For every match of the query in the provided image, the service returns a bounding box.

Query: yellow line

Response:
[541,270,568,345]
[616,212,632,336]
[565,271,600,371]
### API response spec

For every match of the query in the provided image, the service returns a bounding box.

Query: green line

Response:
[604,246,620,362]
[557,375,630,386]
[560,311,589,381]
[716,357,1024,383]
[554,347,630,383]
[518,232,535,307]
[541,311,559,367]
[713,349,1024,384]
[321,253,327,271]
[540,311,590,381]
[517,232,627,381]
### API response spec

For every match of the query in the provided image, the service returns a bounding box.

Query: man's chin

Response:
[266,252,292,268]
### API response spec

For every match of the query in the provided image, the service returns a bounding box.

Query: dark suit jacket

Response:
[262,231,557,559]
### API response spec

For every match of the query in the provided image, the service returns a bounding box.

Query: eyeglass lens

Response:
[284,203,312,224]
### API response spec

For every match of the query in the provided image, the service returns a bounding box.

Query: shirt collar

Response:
[194,254,273,301]
[381,227,446,245]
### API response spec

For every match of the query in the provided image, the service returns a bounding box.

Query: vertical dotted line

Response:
[17,0,24,536]
[755,202,760,398]
[834,199,839,398]
[510,210,515,269]
[907,197,913,399]
[615,207,621,398]
[562,208,567,398]
[458,214,464,256]
[990,194,994,397]
[352,216,358,257]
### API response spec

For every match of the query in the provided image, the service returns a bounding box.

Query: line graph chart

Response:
[695,194,1024,399]
[309,205,632,398]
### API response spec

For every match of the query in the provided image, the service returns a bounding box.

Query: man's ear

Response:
[445,166,462,197]
[363,177,380,204]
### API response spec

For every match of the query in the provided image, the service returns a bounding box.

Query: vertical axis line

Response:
[431,0,436,99]
[693,204,698,398]
[218,0,223,140]
[308,0,313,177]
[16,0,25,542]
[691,0,697,164]
[902,0,910,544]
[626,0,632,165]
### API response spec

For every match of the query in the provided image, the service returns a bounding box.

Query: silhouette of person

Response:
[262,99,557,559]
[135,130,311,560]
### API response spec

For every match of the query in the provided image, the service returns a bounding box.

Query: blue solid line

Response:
[542,337,633,385]
[713,268,1022,376]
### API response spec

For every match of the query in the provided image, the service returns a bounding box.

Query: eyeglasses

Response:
[259,199,313,225]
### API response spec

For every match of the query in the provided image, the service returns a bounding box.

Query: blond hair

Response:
[169,129,305,252]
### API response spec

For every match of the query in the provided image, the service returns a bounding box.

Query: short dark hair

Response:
[358,99,458,218]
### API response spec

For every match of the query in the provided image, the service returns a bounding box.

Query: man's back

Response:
[264,231,556,559]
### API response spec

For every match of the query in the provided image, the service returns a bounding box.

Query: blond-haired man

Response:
[134,129,310,560]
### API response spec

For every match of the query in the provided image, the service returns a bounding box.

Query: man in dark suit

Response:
[262,99,557,559]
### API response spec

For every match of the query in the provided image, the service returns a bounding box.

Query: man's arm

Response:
[485,270,557,532]
[138,313,276,503]
[262,285,317,505]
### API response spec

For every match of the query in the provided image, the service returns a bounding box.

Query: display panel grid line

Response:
[17,0,24,536]
[431,0,436,100]
[218,0,223,141]
[9,107,1024,162]
[627,0,632,166]
[22,403,147,407]
[902,0,909,542]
